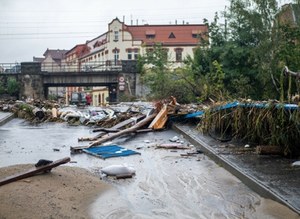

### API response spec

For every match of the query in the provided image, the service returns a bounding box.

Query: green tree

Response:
[138,43,172,100]
[7,77,20,96]
[0,80,5,94]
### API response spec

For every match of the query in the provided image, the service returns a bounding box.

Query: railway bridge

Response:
[0,60,139,102]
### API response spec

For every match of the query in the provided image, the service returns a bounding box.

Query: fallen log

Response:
[89,113,157,147]
[79,115,146,142]
[71,114,157,153]
[256,145,283,155]
[0,157,70,186]
[92,115,145,132]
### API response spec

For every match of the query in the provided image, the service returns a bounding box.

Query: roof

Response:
[43,49,68,60]
[32,56,44,62]
[65,44,87,57]
[124,24,208,46]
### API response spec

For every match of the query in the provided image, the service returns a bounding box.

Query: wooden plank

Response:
[92,114,146,132]
[156,144,190,149]
[148,105,168,129]
[71,114,157,152]
[0,157,70,186]
[89,114,157,147]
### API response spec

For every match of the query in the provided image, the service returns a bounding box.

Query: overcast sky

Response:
[0,0,233,63]
[0,0,293,63]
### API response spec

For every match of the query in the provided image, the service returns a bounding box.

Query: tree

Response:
[138,43,173,100]
[7,77,20,97]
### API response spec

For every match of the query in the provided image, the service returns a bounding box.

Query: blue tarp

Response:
[184,102,299,119]
[83,145,140,159]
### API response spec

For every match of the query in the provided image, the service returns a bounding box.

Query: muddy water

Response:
[0,119,299,219]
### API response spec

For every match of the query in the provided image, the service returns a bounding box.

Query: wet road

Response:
[0,118,299,218]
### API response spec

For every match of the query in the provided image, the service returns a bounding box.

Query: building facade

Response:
[77,18,208,70]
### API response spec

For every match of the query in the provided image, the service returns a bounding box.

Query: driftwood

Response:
[71,114,157,153]
[89,114,157,147]
[93,114,145,132]
[156,143,190,149]
[256,145,283,155]
[0,157,70,186]
[78,115,146,142]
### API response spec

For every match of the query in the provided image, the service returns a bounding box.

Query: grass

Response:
[198,101,300,157]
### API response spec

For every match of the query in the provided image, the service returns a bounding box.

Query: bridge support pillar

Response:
[18,74,45,100]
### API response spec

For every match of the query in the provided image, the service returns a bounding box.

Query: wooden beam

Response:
[0,157,70,186]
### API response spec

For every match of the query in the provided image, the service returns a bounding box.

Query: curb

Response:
[0,113,14,126]
[172,123,300,215]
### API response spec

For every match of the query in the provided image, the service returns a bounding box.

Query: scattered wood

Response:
[71,114,157,153]
[77,115,147,142]
[156,143,190,149]
[256,145,283,155]
[89,114,157,147]
[0,157,70,186]
[91,128,121,133]
[148,104,168,129]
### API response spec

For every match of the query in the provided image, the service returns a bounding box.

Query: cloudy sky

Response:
[0,0,232,63]
[0,0,292,63]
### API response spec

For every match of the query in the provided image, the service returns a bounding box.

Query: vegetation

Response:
[0,77,20,97]
[138,0,300,102]
[7,77,20,97]
[199,102,300,157]
[137,0,300,156]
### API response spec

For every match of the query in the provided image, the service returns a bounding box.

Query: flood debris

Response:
[100,164,136,178]
[155,143,190,150]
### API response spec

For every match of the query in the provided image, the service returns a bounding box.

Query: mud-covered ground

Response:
[0,118,299,219]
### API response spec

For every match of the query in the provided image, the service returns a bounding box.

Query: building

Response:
[277,3,300,26]
[64,44,87,72]
[37,18,208,100]
[78,18,208,70]
[42,49,68,72]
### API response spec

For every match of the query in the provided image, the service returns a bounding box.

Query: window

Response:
[146,34,155,39]
[192,34,200,38]
[169,32,176,38]
[114,31,119,41]
[175,48,183,62]
[145,30,156,39]
[113,49,119,65]
[127,49,132,60]
[134,49,139,60]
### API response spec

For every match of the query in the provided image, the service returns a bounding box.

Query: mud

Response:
[0,118,299,218]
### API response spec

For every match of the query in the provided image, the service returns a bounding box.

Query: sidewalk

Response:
[0,112,14,126]
[173,122,300,215]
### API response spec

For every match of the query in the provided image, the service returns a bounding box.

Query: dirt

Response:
[0,165,110,219]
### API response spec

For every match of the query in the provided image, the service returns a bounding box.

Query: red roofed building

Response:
[78,18,208,70]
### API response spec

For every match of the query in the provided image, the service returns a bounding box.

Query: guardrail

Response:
[41,60,123,73]
[0,63,21,73]
[0,60,139,74]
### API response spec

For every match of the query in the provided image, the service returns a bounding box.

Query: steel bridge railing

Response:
[0,63,21,73]
[0,60,141,74]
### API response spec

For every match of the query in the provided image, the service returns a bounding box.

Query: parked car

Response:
[70,92,87,105]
